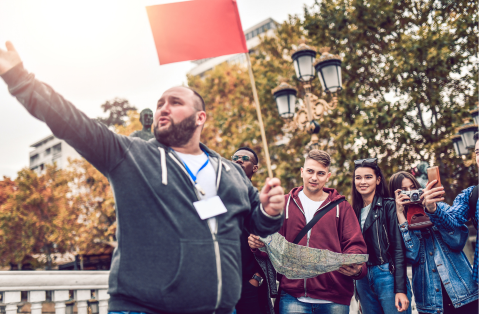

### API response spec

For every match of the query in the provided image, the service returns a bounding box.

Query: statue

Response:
[412,161,429,188]
[129,109,154,141]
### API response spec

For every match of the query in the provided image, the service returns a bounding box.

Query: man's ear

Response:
[326,172,332,182]
[253,165,259,173]
[197,111,207,126]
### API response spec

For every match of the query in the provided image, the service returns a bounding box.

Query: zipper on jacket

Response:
[376,217,384,264]
[169,151,223,311]
[212,157,223,310]
[383,224,389,247]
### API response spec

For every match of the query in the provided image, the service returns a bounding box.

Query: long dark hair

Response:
[351,164,389,219]
[388,171,421,197]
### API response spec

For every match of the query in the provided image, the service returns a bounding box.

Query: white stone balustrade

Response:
[0,271,109,314]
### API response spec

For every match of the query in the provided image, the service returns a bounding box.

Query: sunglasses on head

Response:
[232,155,252,162]
[354,158,378,167]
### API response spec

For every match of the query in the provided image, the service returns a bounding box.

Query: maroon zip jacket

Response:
[254,186,367,305]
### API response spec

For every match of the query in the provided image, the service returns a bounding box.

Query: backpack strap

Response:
[469,185,478,230]
[293,198,346,244]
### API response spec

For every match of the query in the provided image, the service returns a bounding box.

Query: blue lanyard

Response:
[177,149,209,183]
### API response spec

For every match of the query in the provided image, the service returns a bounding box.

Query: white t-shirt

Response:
[296,190,331,304]
[360,204,372,232]
[176,151,218,233]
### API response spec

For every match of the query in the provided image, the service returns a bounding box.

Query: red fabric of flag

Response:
[146,0,248,65]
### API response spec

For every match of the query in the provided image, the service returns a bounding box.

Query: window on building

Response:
[44,148,51,156]
[52,143,62,155]
[40,164,44,171]
[30,154,39,165]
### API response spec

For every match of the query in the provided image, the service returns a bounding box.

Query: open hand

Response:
[421,180,445,213]
[259,177,284,217]
[248,234,265,249]
[0,42,22,75]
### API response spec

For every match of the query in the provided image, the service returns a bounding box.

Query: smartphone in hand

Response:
[427,166,441,188]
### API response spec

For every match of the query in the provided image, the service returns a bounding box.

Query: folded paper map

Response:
[259,233,369,279]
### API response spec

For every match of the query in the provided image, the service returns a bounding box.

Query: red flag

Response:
[146,0,248,65]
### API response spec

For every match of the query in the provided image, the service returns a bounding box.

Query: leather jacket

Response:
[361,195,407,294]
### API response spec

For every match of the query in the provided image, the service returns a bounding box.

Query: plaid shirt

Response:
[427,186,478,284]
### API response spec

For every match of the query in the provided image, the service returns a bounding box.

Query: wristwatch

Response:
[251,274,264,286]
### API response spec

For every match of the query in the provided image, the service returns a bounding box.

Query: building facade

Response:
[188,18,277,77]
[29,135,82,174]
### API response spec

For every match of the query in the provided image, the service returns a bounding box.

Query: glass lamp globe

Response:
[291,42,317,82]
[314,47,342,93]
[272,82,298,119]
[458,123,478,149]
[452,134,468,156]
[471,108,479,126]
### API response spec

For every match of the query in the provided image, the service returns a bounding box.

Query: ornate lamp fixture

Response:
[451,106,479,166]
[458,122,478,149]
[314,47,342,94]
[291,42,317,82]
[272,81,298,119]
[272,41,343,150]
[452,134,469,156]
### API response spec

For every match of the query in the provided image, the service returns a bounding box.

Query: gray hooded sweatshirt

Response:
[1,64,283,314]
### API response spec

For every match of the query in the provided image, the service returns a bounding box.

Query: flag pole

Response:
[245,53,273,178]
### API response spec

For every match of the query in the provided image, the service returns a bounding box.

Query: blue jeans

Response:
[279,291,349,314]
[356,263,412,314]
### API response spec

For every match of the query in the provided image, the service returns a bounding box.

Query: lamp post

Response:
[272,41,342,150]
[451,107,479,166]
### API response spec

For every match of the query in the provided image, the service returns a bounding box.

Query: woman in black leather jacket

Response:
[352,158,412,314]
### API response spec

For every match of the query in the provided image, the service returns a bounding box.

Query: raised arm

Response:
[246,177,284,238]
[0,42,132,175]
[425,185,474,233]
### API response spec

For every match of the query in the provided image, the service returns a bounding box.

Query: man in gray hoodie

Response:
[0,42,284,314]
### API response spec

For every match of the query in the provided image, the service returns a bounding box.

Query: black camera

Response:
[401,189,424,204]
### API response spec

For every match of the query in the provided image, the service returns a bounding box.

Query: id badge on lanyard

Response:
[176,149,227,220]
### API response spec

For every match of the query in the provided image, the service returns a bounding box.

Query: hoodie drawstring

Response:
[221,161,231,172]
[336,205,339,218]
[158,147,167,185]
[286,195,291,219]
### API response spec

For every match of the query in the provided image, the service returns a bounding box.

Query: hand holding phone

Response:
[427,166,441,188]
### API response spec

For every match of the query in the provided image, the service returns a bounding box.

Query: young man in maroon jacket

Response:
[249,149,367,314]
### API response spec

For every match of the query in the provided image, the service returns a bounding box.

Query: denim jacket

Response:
[399,206,478,313]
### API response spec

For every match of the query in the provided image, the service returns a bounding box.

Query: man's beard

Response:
[154,113,198,147]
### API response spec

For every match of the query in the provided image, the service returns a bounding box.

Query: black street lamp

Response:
[272,82,298,119]
[452,134,469,156]
[314,47,342,94]
[291,44,317,82]
[458,123,478,149]
[271,41,343,150]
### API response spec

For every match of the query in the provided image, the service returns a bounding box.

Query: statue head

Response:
[416,161,429,175]
[140,109,153,128]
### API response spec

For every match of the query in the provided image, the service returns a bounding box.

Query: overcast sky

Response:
[0,0,316,178]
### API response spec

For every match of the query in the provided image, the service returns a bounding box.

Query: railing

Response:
[0,271,109,314]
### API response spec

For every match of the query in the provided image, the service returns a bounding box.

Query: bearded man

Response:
[0,42,284,314]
